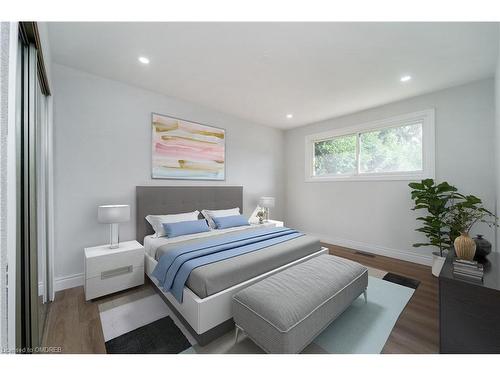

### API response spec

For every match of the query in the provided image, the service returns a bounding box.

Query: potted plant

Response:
[444,195,497,261]
[409,179,461,276]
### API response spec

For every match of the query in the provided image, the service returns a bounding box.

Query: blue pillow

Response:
[212,215,249,229]
[162,219,210,238]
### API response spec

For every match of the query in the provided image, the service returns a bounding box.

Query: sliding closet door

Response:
[36,74,49,342]
[18,43,40,349]
[16,22,52,352]
[17,39,51,350]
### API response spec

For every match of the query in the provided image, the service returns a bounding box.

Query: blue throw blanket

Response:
[152,227,303,302]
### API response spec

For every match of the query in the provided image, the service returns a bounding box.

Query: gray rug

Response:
[183,273,417,354]
[105,316,190,354]
[98,285,197,353]
[98,268,419,354]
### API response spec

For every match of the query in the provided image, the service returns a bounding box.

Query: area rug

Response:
[105,316,191,354]
[98,286,195,354]
[98,270,418,354]
[311,275,415,353]
[182,272,418,354]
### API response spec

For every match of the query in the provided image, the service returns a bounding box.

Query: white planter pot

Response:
[431,251,446,277]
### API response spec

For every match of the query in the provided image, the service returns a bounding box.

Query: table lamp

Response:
[98,205,130,249]
[259,197,275,222]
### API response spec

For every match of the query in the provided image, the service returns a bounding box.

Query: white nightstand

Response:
[249,220,284,228]
[266,220,284,227]
[84,240,144,301]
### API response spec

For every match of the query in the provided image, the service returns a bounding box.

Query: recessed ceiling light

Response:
[400,75,412,82]
[138,56,150,64]
[286,114,293,119]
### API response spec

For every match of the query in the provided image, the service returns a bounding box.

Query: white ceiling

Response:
[48,22,499,129]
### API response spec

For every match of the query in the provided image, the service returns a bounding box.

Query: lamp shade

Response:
[259,197,275,208]
[98,205,130,224]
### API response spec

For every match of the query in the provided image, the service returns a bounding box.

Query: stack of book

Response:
[453,259,484,282]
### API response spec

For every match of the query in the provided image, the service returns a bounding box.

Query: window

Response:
[313,134,357,176]
[359,122,423,174]
[305,110,435,181]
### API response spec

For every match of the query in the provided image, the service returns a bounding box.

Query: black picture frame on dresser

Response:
[439,249,500,353]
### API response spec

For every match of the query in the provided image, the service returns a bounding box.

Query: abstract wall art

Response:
[151,113,225,180]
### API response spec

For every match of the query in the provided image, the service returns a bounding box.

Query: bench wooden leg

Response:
[363,290,367,303]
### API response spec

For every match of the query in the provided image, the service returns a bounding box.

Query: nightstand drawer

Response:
[86,249,143,279]
[85,265,144,300]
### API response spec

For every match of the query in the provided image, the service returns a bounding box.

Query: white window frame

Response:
[305,109,435,182]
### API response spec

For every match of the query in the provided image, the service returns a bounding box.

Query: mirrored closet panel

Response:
[16,22,52,351]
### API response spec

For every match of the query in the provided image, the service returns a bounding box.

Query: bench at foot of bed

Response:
[232,254,368,354]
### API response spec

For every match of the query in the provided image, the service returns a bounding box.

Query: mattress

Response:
[148,226,321,299]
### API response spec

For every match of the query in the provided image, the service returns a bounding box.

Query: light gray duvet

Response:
[155,228,321,299]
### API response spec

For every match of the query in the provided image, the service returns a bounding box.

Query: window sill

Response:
[305,172,434,182]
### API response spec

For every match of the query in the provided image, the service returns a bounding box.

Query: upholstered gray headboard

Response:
[136,186,243,244]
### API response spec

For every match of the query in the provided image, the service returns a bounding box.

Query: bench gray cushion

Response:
[232,254,368,353]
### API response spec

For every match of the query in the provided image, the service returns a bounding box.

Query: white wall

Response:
[52,63,284,285]
[284,79,496,265]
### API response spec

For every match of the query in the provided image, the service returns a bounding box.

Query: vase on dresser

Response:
[454,232,477,261]
[473,234,492,260]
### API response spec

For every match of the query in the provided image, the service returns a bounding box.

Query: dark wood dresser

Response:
[439,250,500,353]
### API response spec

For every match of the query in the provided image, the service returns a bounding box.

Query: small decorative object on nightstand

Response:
[98,204,130,249]
[84,240,144,300]
[256,209,265,224]
[259,196,275,222]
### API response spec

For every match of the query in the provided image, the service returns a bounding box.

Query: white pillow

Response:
[146,211,200,237]
[201,208,240,229]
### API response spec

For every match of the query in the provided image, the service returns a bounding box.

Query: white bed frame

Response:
[145,247,329,335]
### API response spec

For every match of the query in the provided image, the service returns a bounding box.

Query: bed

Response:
[137,186,328,345]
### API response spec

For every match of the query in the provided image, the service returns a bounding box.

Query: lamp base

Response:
[109,223,120,249]
[264,207,270,221]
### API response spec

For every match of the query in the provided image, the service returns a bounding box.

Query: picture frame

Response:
[151,113,226,180]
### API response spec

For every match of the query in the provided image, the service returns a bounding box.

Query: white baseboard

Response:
[54,273,84,291]
[309,232,433,266]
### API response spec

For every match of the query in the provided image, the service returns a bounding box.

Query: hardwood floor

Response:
[43,246,439,354]
[324,243,439,354]
[42,281,156,353]
[42,286,106,353]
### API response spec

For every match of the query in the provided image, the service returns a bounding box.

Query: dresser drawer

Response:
[86,248,143,279]
[85,265,144,300]
[440,277,500,353]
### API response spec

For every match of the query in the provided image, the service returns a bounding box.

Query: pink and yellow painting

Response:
[151,113,225,180]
